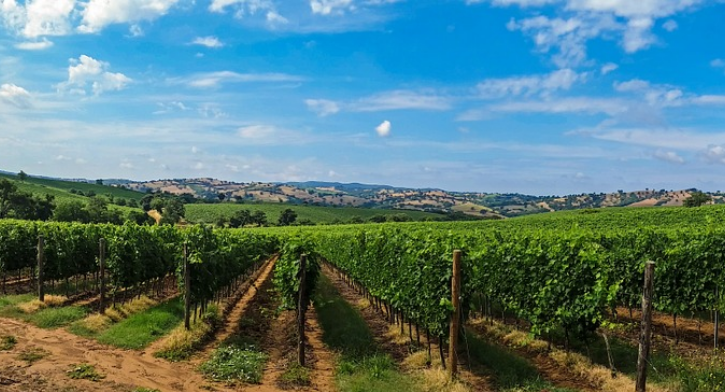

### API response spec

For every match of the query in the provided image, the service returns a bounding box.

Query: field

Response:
[2,206,725,391]
[185,202,444,224]
[0,172,145,201]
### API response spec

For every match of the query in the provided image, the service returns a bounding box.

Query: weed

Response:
[0,335,17,350]
[132,388,161,392]
[199,343,268,384]
[17,347,50,364]
[67,363,105,381]
[280,363,311,386]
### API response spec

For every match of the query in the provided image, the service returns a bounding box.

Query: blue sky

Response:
[2,0,725,195]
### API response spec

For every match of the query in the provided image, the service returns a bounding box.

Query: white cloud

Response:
[614,79,684,106]
[375,120,391,137]
[310,0,354,15]
[78,0,180,33]
[175,71,303,88]
[653,150,684,164]
[711,59,725,68]
[481,97,627,116]
[266,10,288,24]
[354,90,451,111]
[239,124,276,139]
[600,62,618,75]
[662,19,678,32]
[237,124,315,145]
[490,0,702,65]
[579,128,725,151]
[0,83,31,108]
[59,55,132,96]
[209,0,274,17]
[191,36,224,48]
[14,37,54,50]
[120,162,134,169]
[1,0,75,38]
[477,68,582,98]
[305,99,340,117]
[704,145,725,165]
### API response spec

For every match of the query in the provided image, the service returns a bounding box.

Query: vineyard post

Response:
[715,286,720,350]
[636,261,655,392]
[99,239,106,313]
[184,242,191,330]
[298,254,308,367]
[37,235,44,302]
[449,250,462,379]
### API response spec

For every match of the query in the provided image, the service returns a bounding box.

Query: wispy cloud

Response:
[172,71,304,89]
[190,36,224,48]
[306,90,451,116]
[476,68,583,98]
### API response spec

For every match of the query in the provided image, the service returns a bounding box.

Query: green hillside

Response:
[0,172,145,200]
[186,203,444,225]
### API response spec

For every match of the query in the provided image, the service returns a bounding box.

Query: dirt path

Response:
[0,316,229,392]
[306,305,337,392]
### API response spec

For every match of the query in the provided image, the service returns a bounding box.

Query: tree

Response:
[17,170,28,182]
[218,193,226,201]
[684,191,712,207]
[53,200,91,223]
[96,179,103,185]
[369,214,387,223]
[251,210,268,226]
[229,209,253,228]
[278,208,297,226]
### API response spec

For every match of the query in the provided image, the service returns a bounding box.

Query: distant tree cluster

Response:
[140,194,186,225]
[0,179,54,220]
[684,191,712,207]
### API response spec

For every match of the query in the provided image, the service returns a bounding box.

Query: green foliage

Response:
[0,179,55,220]
[67,363,105,381]
[0,335,17,350]
[199,343,268,384]
[273,234,320,310]
[17,347,49,364]
[97,298,185,349]
[278,208,298,226]
[685,191,712,207]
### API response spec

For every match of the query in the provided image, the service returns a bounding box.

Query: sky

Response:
[2,0,725,195]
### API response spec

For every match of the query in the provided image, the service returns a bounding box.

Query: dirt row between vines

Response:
[0,256,338,392]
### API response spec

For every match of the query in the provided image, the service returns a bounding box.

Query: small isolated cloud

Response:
[600,62,618,75]
[153,101,189,115]
[654,150,685,164]
[266,11,289,25]
[711,59,725,68]
[662,19,678,32]
[0,83,31,108]
[305,99,340,117]
[703,145,725,165]
[310,0,354,15]
[191,146,199,154]
[209,0,276,19]
[120,162,134,169]
[191,36,224,48]
[59,55,131,96]
[375,120,391,137]
[15,38,54,50]
[239,125,276,139]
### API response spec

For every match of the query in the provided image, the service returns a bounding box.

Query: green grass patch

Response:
[0,300,88,329]
[17,347,50,364]
[199,342,268,384]
[280,362,311,387]
[314,274,420,392]
[0,335,17,350]
[154,304,221,361]
[67,363,105,381]
[96,298,184,349]
[133,388,161,392]
[0,294,35,310]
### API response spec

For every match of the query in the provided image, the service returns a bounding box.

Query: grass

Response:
[0,294,35,310]
[313,274,421,392]
[280,362,311,387]
[0,335,17,350]
[0,172,144,200]
[186,203,443,225]
[67,363,105,381]
[154,304,221,361]
[463,329,575,392]
[132,388,161,392]
[17,347,50,364]
[0,297,89,328]
[199,341,268,384]
[95,298,184,349]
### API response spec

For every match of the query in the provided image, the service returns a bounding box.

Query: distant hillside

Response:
[0,172,145,201]
[113,177,725,218]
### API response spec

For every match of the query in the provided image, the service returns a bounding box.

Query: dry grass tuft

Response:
[104,308,125,323]
[18,300,46,313]
[43,295,67,307]
[417,367,470,392]
[121,296,157,315]
[386,324,412,345]
[78,314,112,333]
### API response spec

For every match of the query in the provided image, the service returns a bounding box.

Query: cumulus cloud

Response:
[375,120,391,137]
[0,83,31,108]
[191,36,224,48]
[653,150,685,164]
[486,0,702,66]
[14,38,53,50]
[305,99,340,117]
[59,55,132,96]
[1,0,75,38]
[477,68,582,98]
[78,0,180,33]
